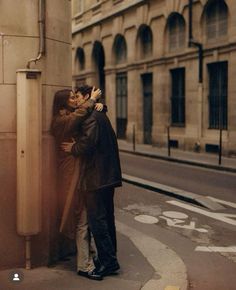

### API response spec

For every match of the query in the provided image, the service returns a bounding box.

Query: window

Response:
[170,68,185,126]
[205,0,228,40]
[78,0,83,13]
[168,13,186,52]
[73,0,83,15]
[139,25,153,58]
[76,47,85,71]
[208,61,228,129]
[113,0,123,4]
[142,73,153,144]
[116,73,127,139]
[75,78,86,88]
[114,35,127,64]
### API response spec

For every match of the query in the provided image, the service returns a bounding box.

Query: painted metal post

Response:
[219,127,222,165]
[218,76,223,166]
[133,124,136,152]
[167,126,171,157]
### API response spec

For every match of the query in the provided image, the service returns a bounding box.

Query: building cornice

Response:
[72,0,147,35]
[72,41,236,78]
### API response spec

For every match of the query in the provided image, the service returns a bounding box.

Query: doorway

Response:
[142,73,153,144]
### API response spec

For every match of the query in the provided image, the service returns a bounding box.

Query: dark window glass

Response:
[168,14,185,51]
[206,0,228,39]
[170,68,185,126]
[76,48,85,70]
[142,73,153,144]
[140,26,153,57]
[116,73,127,139]
[114,36,127,64]
[208,61,228,129]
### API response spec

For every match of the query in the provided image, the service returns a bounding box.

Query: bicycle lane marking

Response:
[166,200,236,226]
[207,196,236,209]
[195,246,236,252]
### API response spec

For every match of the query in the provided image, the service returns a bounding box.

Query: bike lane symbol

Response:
[159,211,208,233]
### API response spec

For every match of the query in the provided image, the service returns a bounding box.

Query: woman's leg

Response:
[76,198,95,272]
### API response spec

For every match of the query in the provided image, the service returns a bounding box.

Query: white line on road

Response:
[122,174,225,210]
[195,246,236,252]
[167,200,236,226]
[207,196,236,209]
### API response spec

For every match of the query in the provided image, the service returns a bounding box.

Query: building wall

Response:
[72,0,236,155]
[0,0,72,269]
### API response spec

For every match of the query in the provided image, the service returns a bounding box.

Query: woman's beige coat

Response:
[51,99,94,239]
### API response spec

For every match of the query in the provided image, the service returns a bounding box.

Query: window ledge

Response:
[171,124,185,128]
[113,0,123,5]
[73,12,83,24]
[205,35,228,46]
[91,2,102,15]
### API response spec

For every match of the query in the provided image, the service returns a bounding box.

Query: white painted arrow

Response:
[167,200,236,226]
[195,246,236,252]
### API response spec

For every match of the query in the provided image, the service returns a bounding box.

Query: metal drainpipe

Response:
[26,0,45,68]
[188,0,203,83]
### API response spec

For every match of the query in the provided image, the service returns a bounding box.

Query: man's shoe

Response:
[77,269,103,281]
[98,263,120,277]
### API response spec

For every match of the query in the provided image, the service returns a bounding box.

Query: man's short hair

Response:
[75,85,93,98]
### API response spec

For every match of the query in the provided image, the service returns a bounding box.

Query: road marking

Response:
[208,196,236,209]
[162,211,188,219]
[167,200,236,226]
[160,211,208,233]
[134,215,159,224]
[122,174,225,210]
[164,286,180,290]
[116,220,188,290]
[195,246,236,252]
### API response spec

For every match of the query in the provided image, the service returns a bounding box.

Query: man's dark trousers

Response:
[85,187,118,268]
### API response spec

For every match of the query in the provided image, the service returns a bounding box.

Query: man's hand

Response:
[61,141,75,153]
[95,103,103,111]
[90,86,102,101]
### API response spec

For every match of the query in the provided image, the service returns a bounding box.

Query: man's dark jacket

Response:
[72,110,122,192]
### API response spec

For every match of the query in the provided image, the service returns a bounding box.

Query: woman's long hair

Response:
[52,89,72,117]
[51,89,72,136]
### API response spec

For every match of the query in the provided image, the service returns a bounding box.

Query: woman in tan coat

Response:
[51,88,102,280]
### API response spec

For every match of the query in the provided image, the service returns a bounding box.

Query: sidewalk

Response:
[0,211,187,290]
[118,140,236,173]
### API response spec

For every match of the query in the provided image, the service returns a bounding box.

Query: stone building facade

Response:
[72,0,236,155]
[0,0,72,269]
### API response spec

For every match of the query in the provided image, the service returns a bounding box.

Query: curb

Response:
[119,149,236,174]
[116,220,188,290]
[122,174,225,211]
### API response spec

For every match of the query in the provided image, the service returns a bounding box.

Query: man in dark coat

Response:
[62,85,122,277]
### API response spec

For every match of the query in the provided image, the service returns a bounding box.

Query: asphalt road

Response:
[117,152,236,289]
[115,182,236,290]
[120,152,236,202]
